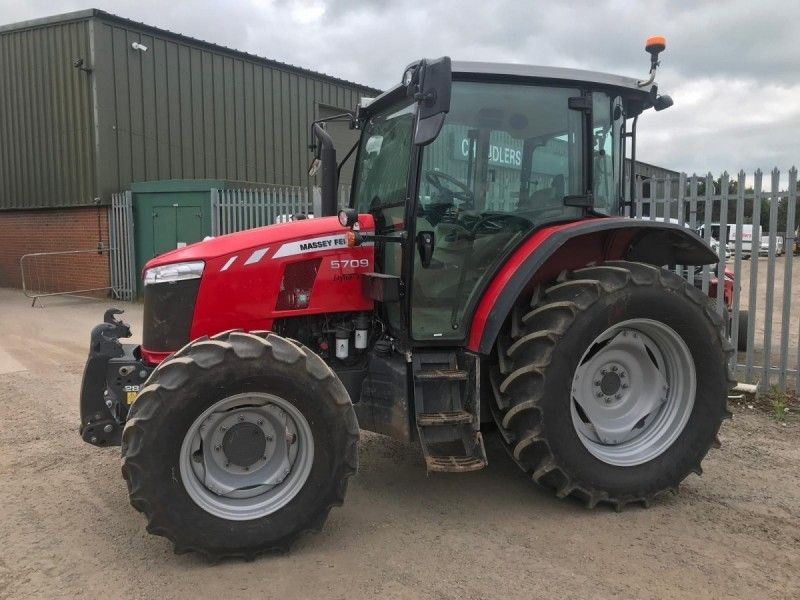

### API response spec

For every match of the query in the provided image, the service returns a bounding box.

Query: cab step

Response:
[423,432,488,472]
[412,351,487,474]
[426,455,487,472]
[417,410,472,426]
[414,369,469,381]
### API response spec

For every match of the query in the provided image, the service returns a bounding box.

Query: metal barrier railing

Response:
[634,167,799,391]
[20,247,118,307]
[210,184,352,236]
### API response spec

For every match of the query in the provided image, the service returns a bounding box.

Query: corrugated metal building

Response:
[0,8,378,288]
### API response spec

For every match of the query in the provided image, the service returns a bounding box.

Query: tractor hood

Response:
[145,216,358,269]
[140,214,376,360]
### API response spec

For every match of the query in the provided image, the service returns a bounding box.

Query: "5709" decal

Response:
[330,258,370,269]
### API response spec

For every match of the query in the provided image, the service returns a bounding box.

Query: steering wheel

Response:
[425,170,475,207]
[467,213,530,235]
[438,213,529,246]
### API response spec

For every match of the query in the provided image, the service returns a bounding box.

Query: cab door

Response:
[408,81,587,343]
[350,102,417,337]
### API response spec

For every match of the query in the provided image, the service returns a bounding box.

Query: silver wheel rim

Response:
[179,392,314,521]
[570,318,696,467]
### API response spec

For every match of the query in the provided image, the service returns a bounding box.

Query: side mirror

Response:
[416,230,435,268]
[654,94,673,111]
[406,57,452,146]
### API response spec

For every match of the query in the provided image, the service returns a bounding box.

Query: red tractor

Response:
[80,39,733,558]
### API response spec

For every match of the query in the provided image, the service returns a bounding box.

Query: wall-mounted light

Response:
[131,42,148,52]
[72,57,92,73]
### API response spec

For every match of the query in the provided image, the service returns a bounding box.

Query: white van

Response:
[726,223,760,259]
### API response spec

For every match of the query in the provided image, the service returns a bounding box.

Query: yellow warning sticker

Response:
[126,391,137,405]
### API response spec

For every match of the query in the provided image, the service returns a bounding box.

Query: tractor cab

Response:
[339,55,672,346]
[321,49,688,467]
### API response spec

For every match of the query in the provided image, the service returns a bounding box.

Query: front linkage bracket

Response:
[79,309,152,447]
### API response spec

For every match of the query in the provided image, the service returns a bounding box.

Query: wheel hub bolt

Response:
[597,391,603,398]
[622,383,629,389]
[238,415,245,422]
[615,393,622,399]
[611,366,618,372]
[265,434,273,442]
[594,380,601,386]
[257,419,264,426]
[214,445,221,452]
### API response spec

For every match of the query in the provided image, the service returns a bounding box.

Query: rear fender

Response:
[468,218,717,355]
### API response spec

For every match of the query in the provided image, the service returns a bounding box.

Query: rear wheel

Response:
[490,261,734,509]
[121,331,359,559]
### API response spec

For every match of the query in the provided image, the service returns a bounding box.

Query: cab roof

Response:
[451,61,654,96]
[359,58,657,122]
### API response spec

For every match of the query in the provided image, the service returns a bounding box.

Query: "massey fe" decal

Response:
[272,234,348,258]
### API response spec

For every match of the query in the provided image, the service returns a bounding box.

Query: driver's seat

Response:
[526,174,564,207]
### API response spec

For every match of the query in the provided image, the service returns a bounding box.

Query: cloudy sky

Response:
[3,0,799,181]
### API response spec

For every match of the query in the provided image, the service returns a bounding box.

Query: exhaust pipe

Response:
[312,123,338,217]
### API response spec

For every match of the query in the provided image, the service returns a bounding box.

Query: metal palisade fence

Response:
[109,191,137,301]
[109,171,800,392]
[210,184,352,236]
[634,167,799,391]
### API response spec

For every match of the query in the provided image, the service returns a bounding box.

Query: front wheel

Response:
[491,261,734,509]
[121,331,359,559]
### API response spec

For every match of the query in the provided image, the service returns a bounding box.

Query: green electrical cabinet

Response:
[131,179,265,295]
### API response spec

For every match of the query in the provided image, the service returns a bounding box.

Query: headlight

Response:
[143,261,204,285]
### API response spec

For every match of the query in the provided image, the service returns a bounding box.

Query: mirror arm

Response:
[312,123,338,217]
[352,231,407,246]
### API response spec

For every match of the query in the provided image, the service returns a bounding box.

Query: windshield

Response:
[352,102,415,233]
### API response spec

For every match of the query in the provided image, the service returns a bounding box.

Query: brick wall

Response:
[0,206,110,295]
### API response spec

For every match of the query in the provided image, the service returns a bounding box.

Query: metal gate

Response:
[210,185,352,236]
[109,191,137,301]
[634,167,799,391]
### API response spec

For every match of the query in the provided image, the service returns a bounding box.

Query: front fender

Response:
[468,218,717,355]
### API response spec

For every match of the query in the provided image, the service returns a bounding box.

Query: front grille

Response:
[142,279,200,351]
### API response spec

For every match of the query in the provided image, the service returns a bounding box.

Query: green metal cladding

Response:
[0,9,378,210]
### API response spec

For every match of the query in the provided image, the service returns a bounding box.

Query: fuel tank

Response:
[141,215,375,362]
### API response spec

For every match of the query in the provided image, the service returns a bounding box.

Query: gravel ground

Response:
[1,288,799,600]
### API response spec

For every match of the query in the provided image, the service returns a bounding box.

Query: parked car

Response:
[758,235,784,256]
[655,219,744,349]
[696,223,732,260]
[691,265,748,351]
[709,237,731,260]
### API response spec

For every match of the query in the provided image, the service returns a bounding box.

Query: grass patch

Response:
[749,385,798,422]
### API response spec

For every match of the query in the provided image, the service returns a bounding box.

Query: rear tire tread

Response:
[491,261,735,510]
